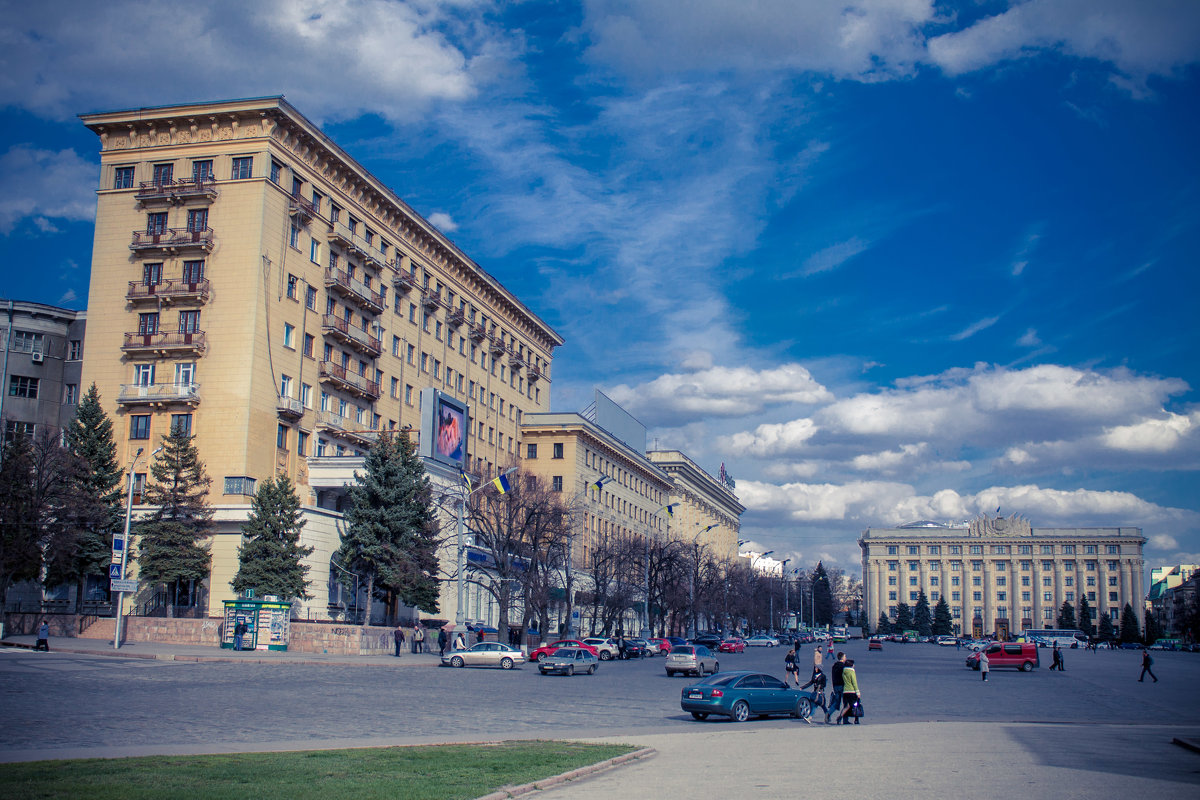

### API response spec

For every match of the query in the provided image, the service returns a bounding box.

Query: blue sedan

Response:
[680,671,820,722]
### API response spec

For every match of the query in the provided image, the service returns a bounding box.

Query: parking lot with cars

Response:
[3,637,1200,760]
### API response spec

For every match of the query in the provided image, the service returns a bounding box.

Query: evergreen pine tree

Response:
[1057,601,1076,629]
[0,437,41,598]
[811,562,833,626]
[1118,603,1141,643]
[932,597,953,636]
[337,431,440,625]
[894,601,913,631]
[1077,595,1094,637]
[1098,612,1116,643]
[232,475,313,600]
[135,424,213,616]
[62,384,124,596]
[1143,612,1162,646]
[877,612,892,635]
[913,591,933,636]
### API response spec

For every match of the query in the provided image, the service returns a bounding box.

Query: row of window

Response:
[113,158,236,189]
[887,589,1120,605]
[144,209,209,234]
[888,574,1120,589]
[136,310,202,335]
[2,330,83,360]
[885,559,1123,572]
[884,543,1121,556]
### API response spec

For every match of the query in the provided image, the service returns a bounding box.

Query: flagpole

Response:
[456,466,517,634]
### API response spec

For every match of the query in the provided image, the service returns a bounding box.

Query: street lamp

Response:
[780,558,791,632]
[688,524,718,638]
[114,445,160,650]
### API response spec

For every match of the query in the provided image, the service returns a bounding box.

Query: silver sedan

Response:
[441,642,525,669]
[539,647,599,676]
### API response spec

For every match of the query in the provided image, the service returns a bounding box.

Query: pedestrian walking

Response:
[813,645,823,670]
[233,619,246,651]
[800,666,827,713]
[827,640,834,660]
[415,625,425,654]
[826,651,846,723]
[838,659,861,725]
[1049,643,1060,670]
[454,631,466,650]
[980,649,990,681]
[1138,649,1158,683]
[34,619,50,652]
[785,647,799,686]
[393,624,405,657]
[437,627,448,657]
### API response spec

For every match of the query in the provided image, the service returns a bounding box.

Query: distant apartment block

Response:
[0,300,86,443]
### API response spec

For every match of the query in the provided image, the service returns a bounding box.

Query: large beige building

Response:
[79,97,561,619]
[860,516,1146,638]
[646,450,742,561]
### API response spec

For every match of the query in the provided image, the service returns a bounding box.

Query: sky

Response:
[1,0,1198,580]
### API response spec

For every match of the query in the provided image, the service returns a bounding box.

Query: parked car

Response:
[936,635,957,646]
[868,637,883,651]
[966,642,1040,672]
[745,635,780,647]
[628,637,656,657]
[529,639,599,662]
[647,637,672,655]
[718,638,746,653]
[582,637,619,660]
[539,647,599,676]
[666,644,720,677]
[665,636,688,648]
[680,671,817,722]
[441,642,525,670]
[691,633,723,649]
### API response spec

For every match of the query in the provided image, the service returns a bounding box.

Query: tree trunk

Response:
[362,574,374,628]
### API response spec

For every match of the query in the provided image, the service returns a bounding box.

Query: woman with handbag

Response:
[838,659,861,725]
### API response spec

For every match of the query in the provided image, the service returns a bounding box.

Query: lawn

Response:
[0,740,638,800]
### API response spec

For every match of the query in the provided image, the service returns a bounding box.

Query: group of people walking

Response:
[786,642,862,724]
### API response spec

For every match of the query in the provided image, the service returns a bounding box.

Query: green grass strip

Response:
[0,740,638,800]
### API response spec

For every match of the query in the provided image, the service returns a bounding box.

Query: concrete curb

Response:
[476,747,656,800]
[2,639,441,666]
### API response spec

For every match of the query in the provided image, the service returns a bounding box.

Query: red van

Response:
[966,642,1040,672]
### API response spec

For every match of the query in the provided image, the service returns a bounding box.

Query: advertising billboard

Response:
[419,387,469,469]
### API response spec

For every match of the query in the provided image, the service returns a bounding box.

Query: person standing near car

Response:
[826,651,846,723]
[979,649,990,681]
[784,647,799,686]
[437,626,448,657]
[838,659,860,725]
[800,666,827,713]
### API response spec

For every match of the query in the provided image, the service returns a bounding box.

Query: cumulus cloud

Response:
[1102,411,1198,454]
[0,146,96,234]
[726,419,820,457]
[427,212,459,232]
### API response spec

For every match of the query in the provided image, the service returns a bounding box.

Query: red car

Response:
[647,638,672,655]
[529,639,599,662]
[718,638,746,653]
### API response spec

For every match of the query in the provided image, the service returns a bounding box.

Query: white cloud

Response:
[949,315,1000,341]
[56,289,77,305]
[1017,328,1041,347]
[797,236,870,276]
[427,212,458,232]
[1102,411,1198,453]
[0,146,96,234]
[726,419,820,457]
[1149,533,1179,550]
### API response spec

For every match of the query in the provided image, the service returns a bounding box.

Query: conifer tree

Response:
[876,612,892,635]
[337,431,440,625]
[913,591,933,636]
[1143,611,1162,646]
[1077,595,1094,637]
[232,475,313,600]
[1098,612,1116,643]
[62,384,123,596]
[0,437,41,598]
[932,596,953,636]
[894,601,913,631]
[811,562,833,626]
[1118,603,1141,643]
[135,423,212,616]
[1057,601,1076,630]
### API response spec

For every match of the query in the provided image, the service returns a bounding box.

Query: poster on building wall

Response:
[419,387,469,469]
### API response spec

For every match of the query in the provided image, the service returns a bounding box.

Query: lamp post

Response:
[114,445,159,650]
[780,558,790,632]
[688,524,718,638]
[456,466,518,633]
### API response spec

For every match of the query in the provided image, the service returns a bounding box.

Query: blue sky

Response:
[2,1,1198,578]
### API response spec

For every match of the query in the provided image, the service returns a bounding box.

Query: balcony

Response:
[318,360,381,400]
[324,268,385,315]
[446,307,466,328]
[316,411,379,447]
[321,314,382,357]
[136,178,218,206]
[488,336,506,356]
[468,323,488,343]
[117,382,201,407]
[508,348,526,367]
[130,227,214,254]
[277,395,305,420]
[420,289,441,311]
[392,268,417,294]
[121,330,207,357]
[288,194,319,225]
[126,279,211,305]
[527,364,544,382]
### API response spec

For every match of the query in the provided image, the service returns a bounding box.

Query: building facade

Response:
[646,450,742,564]
[860,516,1146,638]
[1147,564,1200,636]
[79,97,561,619]
[0,300,86,444]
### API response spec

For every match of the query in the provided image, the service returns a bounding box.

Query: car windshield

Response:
[552,648,578,657]
[670,646,695,655]
[696,673,740,686]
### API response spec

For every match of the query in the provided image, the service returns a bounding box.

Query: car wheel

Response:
[797,697,814,720]
[1022,661,1033,672]
[531,652,542,662]
[500,657,514,670]
[666,670,675,677]
[450,656,464,668]
[691,712,709,721]
[712,661,719,674]
[567,665,575,676]
[588,664,596,675]
[600,651,612,661]
[732,700,750,723]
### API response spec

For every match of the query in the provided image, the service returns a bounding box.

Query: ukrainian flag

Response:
[491,473,512,494]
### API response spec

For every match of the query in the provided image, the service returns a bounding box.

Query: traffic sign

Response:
[110,579,138,593]
[109,563,122,579]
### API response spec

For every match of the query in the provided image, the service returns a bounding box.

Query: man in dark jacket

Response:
[825,651,846,723]
[437,627,449,657]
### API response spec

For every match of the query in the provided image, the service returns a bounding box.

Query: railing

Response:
[392,269,417,293]
[527,364,544,381]
[130,227,214,252]
[446,308,466,328]
[420,289,441,310]
[320,314,381,356]
[468,323,488,343]
[134,591,206,618]
[126,278,211,303]
[488,336,506,355]
[277,395,305,418]
[289,194,319,219]
[316,411,378,446]
[318,360,381,399]
[136,178,218,203]
[324,267,385,314]
[508,348,526,367]
[121,330,207,354]
[117,382,201,405]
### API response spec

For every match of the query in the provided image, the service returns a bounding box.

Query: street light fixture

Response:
[114,445,160,650]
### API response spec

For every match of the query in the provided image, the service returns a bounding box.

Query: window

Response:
[949,545,962,554]
[67,340,82,360]
[909,576,917,586]
[8,376,38,399]
[170,413,192,436]
[1042,560,1053,570]
[951,576,960,586]
[1021,560,1031,571]
[1086,561,1096,571]
[1107,545,1120,555]
[553,442,564,459]
[146,212,168,235]
[969,545,982,554]
[303,334,314,358]
[143,262,163,286]
[12,331,44,355]
[134,364,155,386]
[552,476,563,492]
[996,576,1006,586]
[224,476,257,495]
[280,374,293,398]
[886,546,898,555]
[1084,545,1097,554]
[908,546,919,555]
[192,160,213,182]
[297,430,309,456]
[231,156,253,180]
[1062,545,1075,555]
[130,415,151,440]
[300,383,312,408]
[973,592,982,601]
[390,377,399,398]
[305,286,317,310]
[310,239,320,263]
[277,424,288,450]
[405,384,413,404]
[186,208,208,232]
[1018,545,1032,554]
[992,545,1008,554]
[888,561,897,571]
[1065,591,1074,602]
[283,323,295,348]
[1108,576,1117,586]
[527,444,537,459]
[287,274,298,299]
[910,592,918,601]
[929,546,940,555]
[289,224,300,248]
[1041,545,1053,554]
[179,310,201,334]
[114,166,135,189]
[908,561,918,572]
[152,163,174,185]
[64,383,78,405]
[270,161,282,184]
[182,260,204,283]
[1021,576,1030,586]
[175,361,195,387]
[888,576,897,586]
[330,204,340,224]
[1109,592,1118,602]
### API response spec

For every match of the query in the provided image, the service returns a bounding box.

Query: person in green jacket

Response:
[838,659,861,725]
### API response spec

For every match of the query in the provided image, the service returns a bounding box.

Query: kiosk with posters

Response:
[222,598,293,650]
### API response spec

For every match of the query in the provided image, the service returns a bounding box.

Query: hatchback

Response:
[666,644,719,677]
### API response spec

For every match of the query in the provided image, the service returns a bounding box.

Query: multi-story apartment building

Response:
[79,97,561,619]
[860,516,1145,638]
[0,300,86,444]
[1147,564,1200,636]
[645,450,741,563]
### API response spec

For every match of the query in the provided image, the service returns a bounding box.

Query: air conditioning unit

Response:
[31,352,44,364]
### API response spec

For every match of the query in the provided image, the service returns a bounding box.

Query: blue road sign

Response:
[109,563,122,579]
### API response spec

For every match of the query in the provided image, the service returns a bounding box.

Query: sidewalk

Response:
[0,634,445,666]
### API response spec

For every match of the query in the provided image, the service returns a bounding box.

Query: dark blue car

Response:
[680,670,820,722]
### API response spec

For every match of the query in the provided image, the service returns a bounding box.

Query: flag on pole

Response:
[657,503,676,517]
[459,467,472,493]
[491,473,512,494]
[591,475,611,492]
